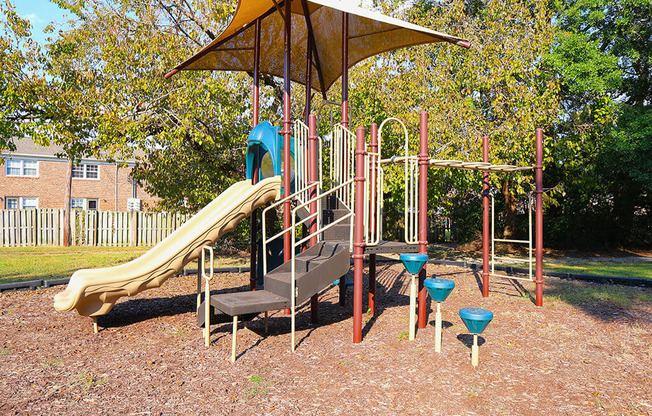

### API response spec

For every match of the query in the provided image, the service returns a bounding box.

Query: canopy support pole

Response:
[282,0,292,267]
[300,0,327,98]
[304,41,313,125]
[535,128,543,306]
[482,135,490,297]
[341,12,349,128]
[418,111,428,329]
[250,17,262,292]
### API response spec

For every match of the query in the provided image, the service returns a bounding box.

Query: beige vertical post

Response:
[92,316,98,334]
[231,316,238,362]
[130,211,137,246]
[472,334,479,367]
[202,246,214,347]
[435,302,442,352]
[409,274,416,340]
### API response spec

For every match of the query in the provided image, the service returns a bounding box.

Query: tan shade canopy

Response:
[167,0,469,92]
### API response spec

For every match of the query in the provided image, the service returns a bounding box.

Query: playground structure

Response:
[54,0,544,355]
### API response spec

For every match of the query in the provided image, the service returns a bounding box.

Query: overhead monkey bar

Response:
[382,156,535,173]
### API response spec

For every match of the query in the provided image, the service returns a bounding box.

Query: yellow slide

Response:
[53,176,281,317]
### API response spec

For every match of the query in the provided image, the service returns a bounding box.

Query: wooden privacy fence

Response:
[0,209,190,247]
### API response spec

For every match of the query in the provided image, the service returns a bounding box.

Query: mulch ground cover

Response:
[1,263,650,415]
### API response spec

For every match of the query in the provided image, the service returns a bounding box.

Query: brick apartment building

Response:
[1,138,159,211]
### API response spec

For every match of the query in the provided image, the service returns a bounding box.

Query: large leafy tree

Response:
[340,0,560,242]
[544,0,652,247]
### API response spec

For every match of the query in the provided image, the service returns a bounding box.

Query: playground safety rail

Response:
[329,124,355,209]
[261,181,323,276]
[294,120,323,206]
[378,117,419,245]
[289,178,355,351]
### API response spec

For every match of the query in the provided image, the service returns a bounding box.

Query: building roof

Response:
[1,137,142,164]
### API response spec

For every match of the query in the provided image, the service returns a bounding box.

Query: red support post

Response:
[353,126,366,343]
[309,114,319,323]
[282,0,292,265]
[535,128,544,306]
[418,111,428,329]
[253,18,261,127]
[341,12,349,129]
[482,135,490,297]
[304,42,313,125]
[368,123,378,316]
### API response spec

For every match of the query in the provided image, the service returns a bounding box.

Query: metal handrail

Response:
[289,178,354,352]
[262,180,322,277]
[379,117,418,245]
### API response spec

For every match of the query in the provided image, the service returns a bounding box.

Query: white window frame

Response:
[4,159,39,178]
[72,163,100,180]
[5,197,38,209]
[5,197,19,209]
[71,197,99,210]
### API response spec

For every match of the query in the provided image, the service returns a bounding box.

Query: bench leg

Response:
[231,316,238,363]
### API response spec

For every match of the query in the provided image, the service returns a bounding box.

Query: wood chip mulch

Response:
[1,263,650,415]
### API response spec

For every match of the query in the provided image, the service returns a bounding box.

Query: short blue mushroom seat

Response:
[459,307,494,334]
[459,307,493,367]
[424,278,455,302]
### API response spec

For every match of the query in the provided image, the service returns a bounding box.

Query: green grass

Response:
[545,280,652,309]
[0,246,149,284]
[543,262,652,280]
[0,246,249,284]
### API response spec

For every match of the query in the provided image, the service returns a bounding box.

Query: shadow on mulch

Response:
[469,268,652,325]
[457,333,486,348]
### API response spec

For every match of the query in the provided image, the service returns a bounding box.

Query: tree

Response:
[339,0,560,242]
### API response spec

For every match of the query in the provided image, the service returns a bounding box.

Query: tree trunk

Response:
[501,177,518,248]
[63,159,73,247]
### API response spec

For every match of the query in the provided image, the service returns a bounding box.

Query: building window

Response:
[5,197,18,209]
[5,197,38,209]
[71,198,98,210]
[72,163,99,180]
[5,159,38,177]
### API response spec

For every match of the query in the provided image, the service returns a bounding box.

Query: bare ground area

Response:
[1,263,651,415]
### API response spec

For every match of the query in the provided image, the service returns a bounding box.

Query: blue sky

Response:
[11,0,71,44]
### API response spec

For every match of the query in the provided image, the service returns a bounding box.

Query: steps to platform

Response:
[264,241,350,305]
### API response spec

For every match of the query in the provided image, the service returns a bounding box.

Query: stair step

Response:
[196,298,258,327]
[265,241,350,304]
[323,223,351,241]
[211,290,289,317]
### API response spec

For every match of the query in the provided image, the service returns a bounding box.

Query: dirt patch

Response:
[1,263,651,415]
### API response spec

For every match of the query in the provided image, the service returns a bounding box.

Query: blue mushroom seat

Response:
[459,307,493,334]
[424,278,455,302]
[399,253,428,275]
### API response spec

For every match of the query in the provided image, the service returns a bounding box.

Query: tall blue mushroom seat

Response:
[399,253,428,341]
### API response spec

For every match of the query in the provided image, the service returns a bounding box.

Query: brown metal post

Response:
[418,111,428,329]
[282,0,292,265]
[353,126,366,343]
[309,114,319,323]
[304,42,313,125]
[368,123,379,316]
[482,135,490,297]
[535,128,544,306]
[341,12,349,129]
[250,18,262,291]
[253,18,261,127]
